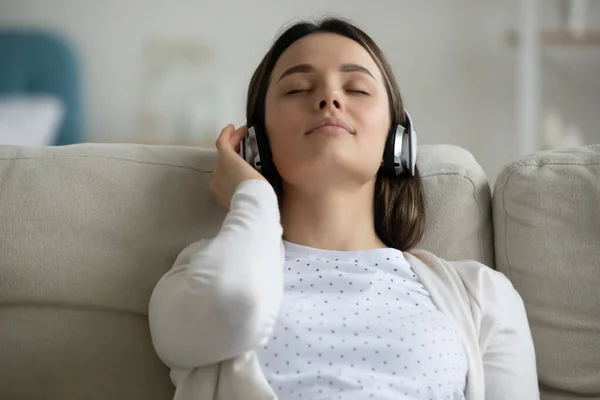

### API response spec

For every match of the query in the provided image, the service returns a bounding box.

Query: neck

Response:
[280,181,386,251]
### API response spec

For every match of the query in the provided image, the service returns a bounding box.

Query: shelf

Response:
[507,29,600,46]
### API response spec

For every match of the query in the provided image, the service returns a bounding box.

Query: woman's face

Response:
[264,33,391,191]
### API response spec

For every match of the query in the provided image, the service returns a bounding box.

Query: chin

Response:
[281,155,377,190]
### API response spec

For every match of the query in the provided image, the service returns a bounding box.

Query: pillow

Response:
[493,145,600,399]
[0,95,65,146]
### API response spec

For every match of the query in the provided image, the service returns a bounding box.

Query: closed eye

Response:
[286,89,310,95]
[347,89,369,95]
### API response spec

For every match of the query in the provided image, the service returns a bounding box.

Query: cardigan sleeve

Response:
[478,268,540,399]
[148,179,285,369]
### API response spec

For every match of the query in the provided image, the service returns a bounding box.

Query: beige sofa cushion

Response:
[0,143,492,399]
[493,145,600,400]
[417,144,494,268]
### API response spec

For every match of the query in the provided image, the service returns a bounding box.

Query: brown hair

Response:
[246,17,425,251]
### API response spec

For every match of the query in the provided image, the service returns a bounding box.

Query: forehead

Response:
[271,32,383,81]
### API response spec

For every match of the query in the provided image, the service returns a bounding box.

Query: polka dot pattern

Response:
[256,241,468,399]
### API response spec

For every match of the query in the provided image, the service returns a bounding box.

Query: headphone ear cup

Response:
[253,124,278,181]
[240,126,261,169]
[408,125,417,176]
[381,121,416,177]
[402,110,417,177]
[380,125,398,177]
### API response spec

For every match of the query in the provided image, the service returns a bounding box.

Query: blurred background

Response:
[0,0,598,181]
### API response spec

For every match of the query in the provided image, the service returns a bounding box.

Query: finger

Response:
[215,124,235,151]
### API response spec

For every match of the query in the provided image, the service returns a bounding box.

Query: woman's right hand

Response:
[209,124,267,210]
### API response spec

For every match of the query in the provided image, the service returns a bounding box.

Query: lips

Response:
[307,118,353,135]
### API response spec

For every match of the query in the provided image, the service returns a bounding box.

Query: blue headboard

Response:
[0,30,83,145]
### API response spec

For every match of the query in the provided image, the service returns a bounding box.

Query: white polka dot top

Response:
[256,240,468,400]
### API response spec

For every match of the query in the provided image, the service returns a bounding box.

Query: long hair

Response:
[246,17,425,251]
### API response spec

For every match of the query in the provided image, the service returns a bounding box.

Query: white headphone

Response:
[381,109,417,177]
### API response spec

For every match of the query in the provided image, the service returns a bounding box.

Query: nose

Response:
[316,89,343,112]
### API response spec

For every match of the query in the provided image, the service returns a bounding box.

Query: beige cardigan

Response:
[148,180,539,400]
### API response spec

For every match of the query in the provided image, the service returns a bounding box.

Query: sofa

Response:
[0,142,598,400]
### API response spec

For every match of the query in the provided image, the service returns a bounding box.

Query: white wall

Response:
[1,0,598,182]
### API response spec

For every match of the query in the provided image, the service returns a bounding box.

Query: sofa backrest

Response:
[417,144,494,267]
[493,144,600,400]
[0,143,493,399]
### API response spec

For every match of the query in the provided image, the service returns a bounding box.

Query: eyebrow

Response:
[277,63,375,82]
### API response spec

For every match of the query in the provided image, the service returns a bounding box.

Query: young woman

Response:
[149,17,538,400]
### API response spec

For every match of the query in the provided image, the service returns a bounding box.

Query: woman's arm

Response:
[480,271,540,399]
[148,179,284,370]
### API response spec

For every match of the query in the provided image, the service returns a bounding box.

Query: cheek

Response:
[359,102,390,151]
[265,99,301,133]
[264,99,303,167]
